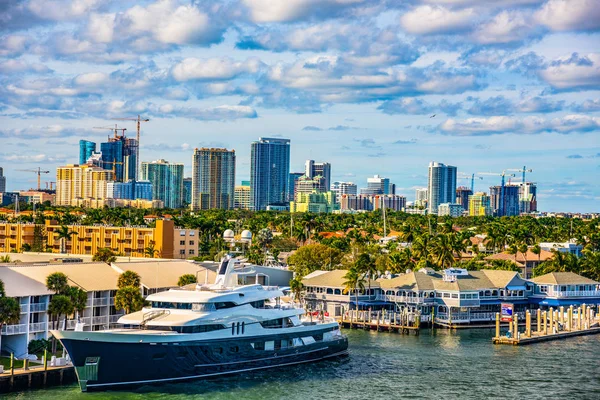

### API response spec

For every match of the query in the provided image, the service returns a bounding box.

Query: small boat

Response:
[52,256,348,391]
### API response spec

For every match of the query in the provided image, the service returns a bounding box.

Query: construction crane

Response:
[458,173,483,192]
[477,171,516,217]
[17,167,50,190]
[113,115,149,179]
[93,124,127,139]
[507,166,533,184]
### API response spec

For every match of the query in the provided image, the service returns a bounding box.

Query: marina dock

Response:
[338,310,422,334]
[493,304,600,345]
[0,353,76,393]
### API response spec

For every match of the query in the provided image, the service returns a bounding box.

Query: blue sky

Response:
[0,0,599,212]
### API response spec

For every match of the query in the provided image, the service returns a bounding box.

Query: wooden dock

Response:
[0,364,76,393]
[338,310,421,334]
[493,304,600,346]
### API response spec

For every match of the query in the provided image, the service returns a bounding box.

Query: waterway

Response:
[6,329,600,399]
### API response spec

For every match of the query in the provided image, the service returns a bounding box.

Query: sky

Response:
[0,0,599,212]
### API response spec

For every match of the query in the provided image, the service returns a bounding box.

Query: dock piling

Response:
[536,309,541,333]
[549,308,554,334]
[525,311,531,337]
[495,313,500,338]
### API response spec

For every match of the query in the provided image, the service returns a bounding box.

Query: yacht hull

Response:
[55,330,348,391]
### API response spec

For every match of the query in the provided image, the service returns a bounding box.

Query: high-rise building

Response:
[140,159,184,209]
[191,148,236,210]
[288,172,304,201]
[469,192,492,216]
[250,137,290,211]
[331,181,357,202]
[295,175,327,197]
[234,181,251,210]
[519,182,537,213]
[456,187,473,212]
[414,188,428,208]
[56,164,113,207]
[183,178,193,206]
[340,194,405,211]
[361,175,395,195]
[106,180,152,201]
[0,167,6,193]
[490,184,520,217]
[373,195,406,211]
[305,160,331,190]
[79,140,96,165]
[427,162,457,214]
[100,135,138,182]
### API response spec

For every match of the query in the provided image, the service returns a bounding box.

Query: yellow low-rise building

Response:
[0,223,36,252]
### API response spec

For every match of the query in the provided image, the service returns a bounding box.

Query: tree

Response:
[144,243,158,258]
[287,244,344,278]
[531,244,541,264]
[0,279,20,334]
[55,225,78,254]
[48,294,73,354]
[431,234,455,269]
[32,225,46,252]
[0,255,10,263]
[114,286,144,315]
[46,272,69,294]
[118,271,141,289]
[289,276,304,304]
[256,228,274,249]
[66,286,87,321]
[342,267,366,311]
[177,274,197,287]
[92,247,117,264]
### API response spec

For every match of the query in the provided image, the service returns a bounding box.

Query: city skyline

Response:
[0,1,599,212]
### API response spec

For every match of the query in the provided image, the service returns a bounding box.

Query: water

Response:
[6,329,600,400]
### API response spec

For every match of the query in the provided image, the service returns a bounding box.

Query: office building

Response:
[519,182,537,213]
[438,203,464,217]
[361,175,395,195]
[490,184,520,217]
[469,192,492,216]
[191,148,236,210]
[234,181,251,210]
[340,194,405,212]
[183,178,192,206]
[100,135,138,182]
[305,160,331,190]
[295,175,327,197]
[427,162,457,214]
[18,190,55,205]
[250,137,290,211]
[79,140,96,165]
[331,181,357,202]
[456,187,473,212]
[288,172,304,201]
[140,159,184,209]
[290,192,339,213]
[0,167,6,193]
[106,180,152,201]
[414,188,428,208]
[56,164,113,207]
[373,195,406,211]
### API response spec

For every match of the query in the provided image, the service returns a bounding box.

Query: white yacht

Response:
[52,256,348,392]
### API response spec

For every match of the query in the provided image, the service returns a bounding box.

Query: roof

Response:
[0,267,52,297]
[302,269,380,288]
[9,263,121,291]
[378,271,439,291]
[530,272,599,285]
[112,260,215,289]
[485,249,554,262]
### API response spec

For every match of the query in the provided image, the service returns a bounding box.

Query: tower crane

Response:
[458,173,483,192]
[93,124,127,139]
[477,171,516,217]
[507,166,533,184]
[17,167,50,190]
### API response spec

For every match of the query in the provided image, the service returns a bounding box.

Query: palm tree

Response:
[343,267,366,312]
[114,286,144,314]
[144,242,158,258]
[55,225,78,254]
[93,247,117,264]
[117,271,141,289]
[177,274,197,287]
[531,244,541,264]
[0,279,20,334]
[432,234,455,269]
[46,272,69,294]
[289,276,304,304]
[66,286,87,322]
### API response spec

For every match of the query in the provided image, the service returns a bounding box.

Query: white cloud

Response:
[242,0,366,23]
[474,10,534,44]
[158,104,258,120]
[0,60,51,74]
[28,0,100,21]
[539,53,600,90]
[86,13,115,43]
[535,0,600,31]
[171,57,263,81]
[0,35,29,56]
[400,5,475,35]
[73,72,108,86]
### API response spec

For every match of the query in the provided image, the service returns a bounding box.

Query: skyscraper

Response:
[106,180,152,200]
[427,162,457,214]
[183,178,192,206]
[0,167,6,193]
[469,192,492,216]
[490,185,520,217]
[519,182,537,213]
[456,187,473,212]
[191,148,236,210]
[79,140,96,165]
[250,137,290,211]
[234,181,251,210]
[414,188,428,208]
[305,160,331,190]
[100,136,138,182]
[295,175,327,197]
[361,175,395,195]
[56,164,113,207]
[140,159,184,209]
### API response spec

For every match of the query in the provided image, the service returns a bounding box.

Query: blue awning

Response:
[531,298,600,306]
[349,301,392,306]
[506,285,526,291]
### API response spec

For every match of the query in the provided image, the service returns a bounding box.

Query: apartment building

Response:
[173,228,198,259]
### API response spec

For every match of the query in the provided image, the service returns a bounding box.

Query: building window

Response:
[179,231,186,236]
[180,240,185,245]
[189,231,195,236]
[180,250,185,255]
[189,249,195,255]
[189,241,194,245]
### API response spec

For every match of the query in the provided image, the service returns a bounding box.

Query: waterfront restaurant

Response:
[528,272,600,307]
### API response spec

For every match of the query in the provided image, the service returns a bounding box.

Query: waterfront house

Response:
[484,249,554,279]
[528,272,600,307]
[378,270,438,318]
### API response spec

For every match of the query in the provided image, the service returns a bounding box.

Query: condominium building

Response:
[140,159,184,209]
[0,223,35,253]
[427,162,457,214]
[340,194,405,211]
[361,175,395,195]
[519,182,537,213]
[490,184,520,217]
[79,140,96,165]
[191,148,236,210]
[290,192,339,213]
[373,195,407,211]
[288,172,304,202]
[469,192,492,216]
[106,180,152,201]
[18,190,55,205]
[438,203,464,217]
[100,135,138,182]
[0,166,6,193]
[234,181,251,210]
[174,228,198,259]
[56,164,113,207]
[331,181,357,202]
[295,175,327,197]
[455,187,472,212]
[305,160,331,190]
[183,178,193,206]
[250,138,290,210]
[414,188,428,208]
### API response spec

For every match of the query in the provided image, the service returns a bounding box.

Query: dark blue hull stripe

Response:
[194,347,327,367]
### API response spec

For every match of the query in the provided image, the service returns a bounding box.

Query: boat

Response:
[52,256,348,392]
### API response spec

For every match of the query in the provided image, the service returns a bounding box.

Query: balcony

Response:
[92,316,108,325]
[109,314,124,323]
[383,295,429,304]
[550,290,600,298]
[87,297,109,307]
[29,322,46,332]
[20,304,28,313]
[1,324,27,335]
[30,303,48,313]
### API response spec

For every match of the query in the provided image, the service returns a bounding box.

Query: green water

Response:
[6,329,600,400]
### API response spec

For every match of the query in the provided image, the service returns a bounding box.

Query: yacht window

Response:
[151,302,193,310]
[274,340,281,351]
[214,302,237,310]
[313,333,323,341]
[158,324,224,334]
[265,341,274,351]
[249,300,266,308]
[231,323,235,335]
[253,342,265,350]
[214,347,223,355]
